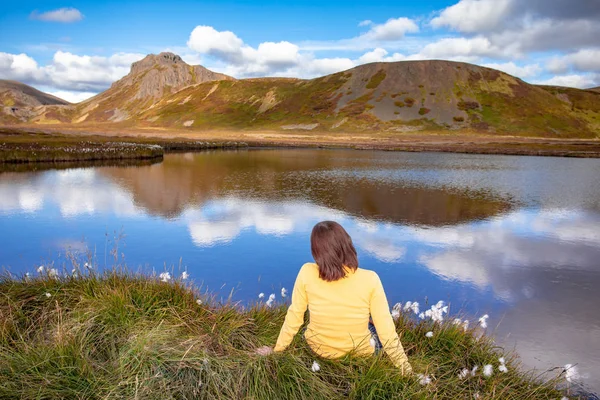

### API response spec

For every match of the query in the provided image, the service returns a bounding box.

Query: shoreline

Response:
[2,126,600,162]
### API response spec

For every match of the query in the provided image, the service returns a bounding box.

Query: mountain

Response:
[73,52,233,123]
[0,80,70,123]
[590,86,600,93]
[2,53,599,138]
[131,60,600,137]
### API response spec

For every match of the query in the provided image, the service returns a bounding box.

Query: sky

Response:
[0,0,599,102]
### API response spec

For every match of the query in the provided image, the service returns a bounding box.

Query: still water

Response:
[1,149,600,391]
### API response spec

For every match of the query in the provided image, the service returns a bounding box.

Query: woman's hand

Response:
[255,346,274,356]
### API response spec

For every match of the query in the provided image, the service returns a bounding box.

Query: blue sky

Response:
[1,0,599,102]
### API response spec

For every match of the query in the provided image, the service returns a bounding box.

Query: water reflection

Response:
[100,150,511,225]
[1,149,600,392]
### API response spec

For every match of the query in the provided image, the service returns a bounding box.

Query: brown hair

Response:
[311,221,358,282]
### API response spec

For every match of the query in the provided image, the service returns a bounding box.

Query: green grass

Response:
[366,70,386,89]
[0,268,574,399]
[0,129,248,164]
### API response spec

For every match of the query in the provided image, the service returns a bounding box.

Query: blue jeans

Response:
[368,322,383,353]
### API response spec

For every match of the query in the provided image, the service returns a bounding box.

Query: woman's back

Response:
[300,263,374,357]
[271,221,411,374]
[274,262,411,373]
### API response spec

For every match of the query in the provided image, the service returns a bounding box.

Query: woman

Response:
[257,221,412,374]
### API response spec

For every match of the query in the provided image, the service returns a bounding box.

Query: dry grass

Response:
[0,263,577,399]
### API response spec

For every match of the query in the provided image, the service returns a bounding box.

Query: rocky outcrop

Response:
[117,52,233,100]
[73,52,234,122]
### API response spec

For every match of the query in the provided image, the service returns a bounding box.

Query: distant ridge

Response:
[0,80,69,107]
[0,80,70,123]
[1,53,599,138]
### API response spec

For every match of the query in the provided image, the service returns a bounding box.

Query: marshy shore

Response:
[0,268,583,399]
[2,126,600,163]
[0,128,248,165]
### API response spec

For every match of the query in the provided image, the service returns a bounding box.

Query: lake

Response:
[1,148,599,392]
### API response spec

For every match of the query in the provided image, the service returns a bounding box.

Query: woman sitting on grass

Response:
[258,220,412,374]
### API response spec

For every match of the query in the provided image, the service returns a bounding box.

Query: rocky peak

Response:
[130,52,187,75]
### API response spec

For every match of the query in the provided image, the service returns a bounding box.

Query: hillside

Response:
[126,61,600,137]
[73,52,234,123]
[0,80,70,123]
[1,54,599,138]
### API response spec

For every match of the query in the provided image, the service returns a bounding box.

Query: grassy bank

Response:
[0,129,248,164]
[4,125,600,159]
[0,269,577,399]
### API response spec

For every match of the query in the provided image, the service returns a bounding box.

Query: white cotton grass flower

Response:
[564,364,578,383]
[196,299,203,305]
[483,364,493,377]
[453,318,462,325]
[281,287,287,298]
[425,331,434,338]
[498,357,506,365]
[45,292,51,298]
[84,262,90,268]
[473,393,481,399]
[258,293,265,299]
[311,361,320,372]
[463,320,470,331]
[266,293,276,307]
[458,368,470,379]
[420,300,448,323]
[391,309,400,320]
[499,364,508,373]
[403,301,413,311]
[37,266,44,273]
[25,272,30,280]
[159,272,171,282]
[411,302,420,314]
[417,374,432,385]
[181,271,189,280]
[471,365,479,376]
[48,268,59,278]
[479,314,489,329]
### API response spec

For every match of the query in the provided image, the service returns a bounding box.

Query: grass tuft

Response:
[0,270,573,399]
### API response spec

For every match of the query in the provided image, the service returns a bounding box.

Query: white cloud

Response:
[0,50,144,93]
[187,26,245,63]
[552,49,600,73]
[416,36,500,60]
[358,20,373,27]
[187,23,421,78]
[0,52,44,82]
[187,25,303,76]
[30,7,83,23]
[431,0,514,33]
[482,62,541,78]
[534,74,598,89]
[357,48,406,64]
[363,17,419,41]
[46,90,97,103]
[0,169,140,217]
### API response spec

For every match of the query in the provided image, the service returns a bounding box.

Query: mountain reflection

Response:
[99,150,510,225]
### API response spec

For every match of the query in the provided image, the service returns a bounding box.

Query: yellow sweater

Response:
[274,263,412,373]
